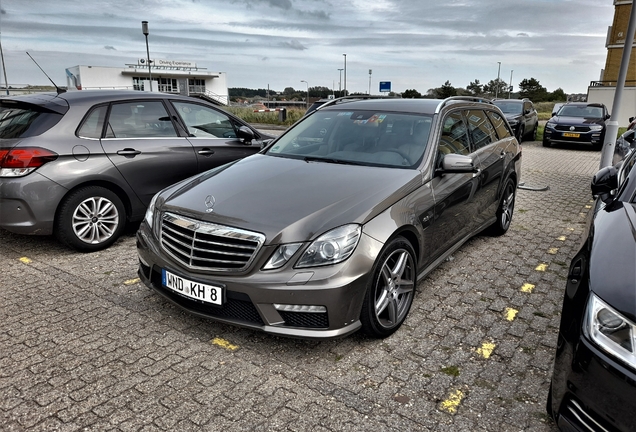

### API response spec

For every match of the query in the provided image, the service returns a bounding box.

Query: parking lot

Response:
[1,140,601,431]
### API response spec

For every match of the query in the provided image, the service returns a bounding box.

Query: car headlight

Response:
[546,121,556,129]
[263,243,303,270]
[589,125,603,131]
[296,224,361,268]
[144,192,160,227]
[585,293,636,366]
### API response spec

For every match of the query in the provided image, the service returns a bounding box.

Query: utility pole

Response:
[337,68,343,97]
[495,61,501,98]
[508,70,513,99]
[368,69,372,95]
[343,54,347,96]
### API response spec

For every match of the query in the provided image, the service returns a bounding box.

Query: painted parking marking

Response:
[548,248,559,255]
[124,278,140,286]
[521,283,535,293]
[439,389,465,414]
[535,263,548,272]
[211,337,239,351]
[19,257,32,264]
[585,205,592,209]
[505,308,518,321]
[557,236,566,241]
[476,341,496,359]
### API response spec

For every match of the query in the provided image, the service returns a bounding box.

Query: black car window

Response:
[559,105,604,118]
[105,101,177,138]
[486,111,513,140]
[466,110,498,150]
[439,111,470,156]
[266,110,432,168]
[493,102,522,115]
[77,105,107,139]
[171,101,237,138]
[0,102,64,138]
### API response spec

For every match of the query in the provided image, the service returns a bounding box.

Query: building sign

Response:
[136,59,197,69]
[379,81,391,93]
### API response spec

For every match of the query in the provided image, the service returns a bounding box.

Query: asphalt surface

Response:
[0,140,601,431]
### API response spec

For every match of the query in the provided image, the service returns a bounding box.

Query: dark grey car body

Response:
[136,97,522,339]
[0,90,271,251]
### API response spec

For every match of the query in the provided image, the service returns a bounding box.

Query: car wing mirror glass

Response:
[237,125,255,143]
[591,166,618,204]
[437,153,479,175]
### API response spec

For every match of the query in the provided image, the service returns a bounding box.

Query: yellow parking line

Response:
[521,283,535,293]
[124,278,140,285]
[505,308,518,321]
[211,337,239,351]
[585,205,592,209]
[535,263,548,272]
[19,257,32,264]
[476,342,496,359]
[557,236,566,241]
[548,248,558,255]
[439,389,465,414]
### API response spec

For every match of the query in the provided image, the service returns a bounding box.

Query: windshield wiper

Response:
[303,156,365,166]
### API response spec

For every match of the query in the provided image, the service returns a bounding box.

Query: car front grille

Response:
[279,311,329,329]
[160,213,265,272]
[555,125,591,132]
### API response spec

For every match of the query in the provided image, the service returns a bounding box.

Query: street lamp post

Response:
[495,61,501,98]
[343,54,347,96]
[337,68,343,97]
[368,69,372,95]
[300,80,309,110]
[508,70,514,99]
[141,21,153,92]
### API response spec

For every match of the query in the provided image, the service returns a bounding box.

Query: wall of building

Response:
[603,1,636,84]
[587,86,636,126]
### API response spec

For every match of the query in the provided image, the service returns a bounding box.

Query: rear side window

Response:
[0,103,64,138]
[486,111,513,140]
[77,105,108,139]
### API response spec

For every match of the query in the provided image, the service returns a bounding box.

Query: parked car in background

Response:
[492,98,538,142]
[136,96,521,339]
[0,90,273,251]
[551,102,565,116]
[543,102,610,150]
[548,146,636,431]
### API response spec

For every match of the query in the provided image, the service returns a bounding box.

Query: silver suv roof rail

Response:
[435,96,494,114]
[317,94,399,111]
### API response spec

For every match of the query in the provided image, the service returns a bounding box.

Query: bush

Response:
[225,107,305,126]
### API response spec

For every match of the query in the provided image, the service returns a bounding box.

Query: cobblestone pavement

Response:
[0,141,601,431]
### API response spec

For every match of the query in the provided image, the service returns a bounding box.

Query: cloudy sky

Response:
[0,0,616,95]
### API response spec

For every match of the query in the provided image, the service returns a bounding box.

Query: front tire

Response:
[55,186,126,252]
[360,237,416,338]
[487,178,516,236]
[531,123,538,141]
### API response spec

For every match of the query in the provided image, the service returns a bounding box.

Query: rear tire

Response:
[487,178,516,236]
[532,123,538,141]
[360,237,416,338]
[55,186,126,252]
[542,138,550,147]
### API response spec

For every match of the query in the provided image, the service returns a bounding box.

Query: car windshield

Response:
[558,105,604,118]
[493,102,522,115]
[266,110,432,168]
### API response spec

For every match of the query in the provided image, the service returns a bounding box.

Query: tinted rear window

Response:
[0,102,65,138]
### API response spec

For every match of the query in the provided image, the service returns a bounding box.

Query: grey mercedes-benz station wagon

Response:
[0,90,271,251]
[136,96,522,339]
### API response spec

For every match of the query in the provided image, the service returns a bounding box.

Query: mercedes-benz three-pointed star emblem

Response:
[204,195,215,213]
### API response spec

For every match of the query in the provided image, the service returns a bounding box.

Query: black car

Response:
[492,98,538,142]
[547,148,636,431]
[543,102,610,150]
[0,90,273,251]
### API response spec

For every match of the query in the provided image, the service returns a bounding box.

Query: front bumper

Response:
[551,333,636,431]
[543,127,604,146]
[136,220,383,339]
[0,172,68,235]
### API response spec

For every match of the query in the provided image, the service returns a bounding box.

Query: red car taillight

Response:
[0,147,58,177]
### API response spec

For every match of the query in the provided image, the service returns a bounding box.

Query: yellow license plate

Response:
[563,132,580,138]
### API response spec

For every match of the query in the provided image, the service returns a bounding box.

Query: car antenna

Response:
[26,52,66,94]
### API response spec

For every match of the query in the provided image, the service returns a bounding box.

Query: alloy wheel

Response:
[72,196,120,244]
[373,248,415,329]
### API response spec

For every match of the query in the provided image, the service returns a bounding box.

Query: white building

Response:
[65,59,229,105]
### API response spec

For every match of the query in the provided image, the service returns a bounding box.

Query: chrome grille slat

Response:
[160,213,265,272]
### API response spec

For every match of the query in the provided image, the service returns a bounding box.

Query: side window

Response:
[466,110,498,150]
[171,101,236,138]
[77,105,107,139]
[439,111,470,156]
[487,110,513,140]
[105,101,177,138]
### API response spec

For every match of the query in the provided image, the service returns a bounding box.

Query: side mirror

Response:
[629,116,634,123]
[591,166,618,204]
[237,125,255,143]
[437,153,479,175]
[551,111,557,116]
[606,114,611,120]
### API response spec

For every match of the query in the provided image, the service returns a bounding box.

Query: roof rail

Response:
[435,96,494,114]
[317,94,399,111]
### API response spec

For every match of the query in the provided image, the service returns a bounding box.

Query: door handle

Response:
[117,148,142,156]
[198,148,215,156]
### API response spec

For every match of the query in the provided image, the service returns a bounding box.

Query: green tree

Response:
[438,80,457,98]
[402,89,422,98]
[466,79,483,96]
[518,78,549,102]
[483,78,508,98]
[549,87,567,101]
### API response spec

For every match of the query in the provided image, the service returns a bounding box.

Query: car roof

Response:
[319,97,496,115]
[5,90,193,107]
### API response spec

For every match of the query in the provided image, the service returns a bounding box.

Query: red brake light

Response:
[0,147,58,169]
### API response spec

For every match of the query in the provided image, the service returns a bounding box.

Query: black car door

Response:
[170,100,261,172]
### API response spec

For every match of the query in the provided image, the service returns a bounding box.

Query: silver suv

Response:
[0,90,272,251]
[136,96,522,339]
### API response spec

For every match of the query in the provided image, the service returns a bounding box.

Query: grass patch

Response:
[441,366,460,377]
[517,209,528,214]
[225,106,305,126]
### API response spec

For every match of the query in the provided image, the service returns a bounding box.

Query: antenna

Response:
[26,52,66,94]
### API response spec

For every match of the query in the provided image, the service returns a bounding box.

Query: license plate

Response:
[162,269,223,305]
[563,132,580,138]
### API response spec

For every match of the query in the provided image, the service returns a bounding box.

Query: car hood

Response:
[590,201,636,322]
[551,115,605,126]
[160,154,422,244]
